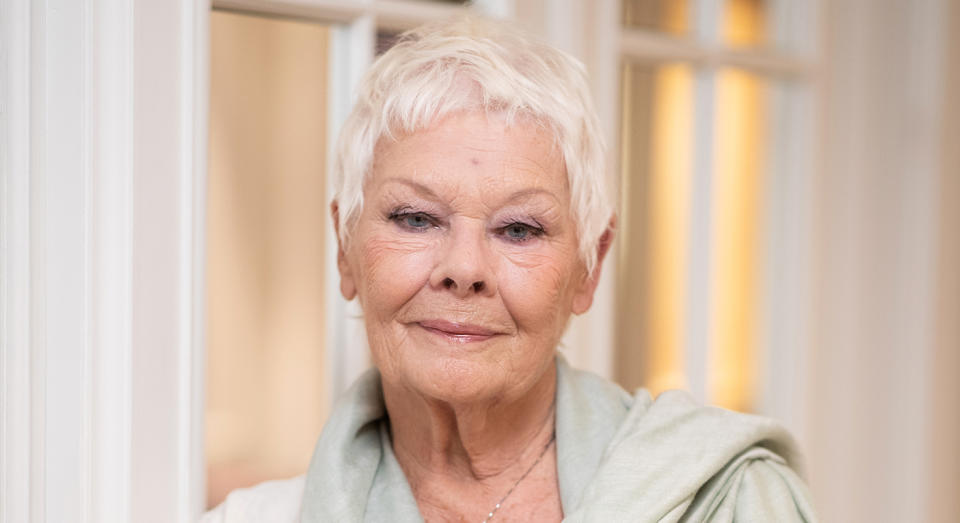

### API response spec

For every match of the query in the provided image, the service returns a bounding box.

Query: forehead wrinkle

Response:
[498,187,563,208]
[379,177,443,201]
[508,152,562,179]
[380,172,566,218]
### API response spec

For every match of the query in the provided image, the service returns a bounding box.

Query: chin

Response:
[413,355,513,405]
[405,351,554,408]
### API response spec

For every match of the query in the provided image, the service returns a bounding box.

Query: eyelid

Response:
[497,217,545,232]
[387,207,443,231]
[388,204,435,219]
[496,221,546,244]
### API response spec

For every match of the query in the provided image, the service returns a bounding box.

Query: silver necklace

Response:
[480,432,556,523]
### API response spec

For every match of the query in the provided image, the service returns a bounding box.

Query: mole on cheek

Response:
[470,157,480,166]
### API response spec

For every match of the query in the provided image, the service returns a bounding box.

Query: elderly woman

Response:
[205,17,815,523]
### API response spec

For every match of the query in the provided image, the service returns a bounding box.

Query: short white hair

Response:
[333,16,613,274]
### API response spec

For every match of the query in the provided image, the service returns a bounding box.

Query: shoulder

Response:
[200,475,305,523]
[638,391,818,520]
[567,380,818,521]
[734,457,818,521]
[631,389,805,470]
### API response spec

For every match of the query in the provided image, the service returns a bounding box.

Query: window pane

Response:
[708,67,770,412]
[616,62,695,396]
[722,0,769,47]
[623,0,690,36]
[206,10,330,508]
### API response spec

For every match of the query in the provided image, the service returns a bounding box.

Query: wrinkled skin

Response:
[334,110,611,521]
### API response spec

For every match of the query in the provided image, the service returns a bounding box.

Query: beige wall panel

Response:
[810,1,948,520]
[931,3,960,520]
[206,10,329,507]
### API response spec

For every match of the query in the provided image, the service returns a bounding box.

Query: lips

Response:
[416,319,499,342]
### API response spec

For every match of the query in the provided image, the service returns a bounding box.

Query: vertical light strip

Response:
[709,68,766,412]
[617,3,697,395]
[615,63,643,390]
[706,0,767,412]
[616,62,694,395]
[645,64,695,394]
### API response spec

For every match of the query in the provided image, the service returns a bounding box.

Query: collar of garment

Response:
[299,355,814,522]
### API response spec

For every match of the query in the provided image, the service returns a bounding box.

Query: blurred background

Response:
[203,0,959,521]
[5,1,955,522]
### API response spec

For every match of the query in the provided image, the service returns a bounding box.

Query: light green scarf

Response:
[300,357,817,522]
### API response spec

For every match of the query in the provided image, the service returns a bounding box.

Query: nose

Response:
[429,222,497,298]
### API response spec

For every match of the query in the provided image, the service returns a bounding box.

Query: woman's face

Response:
[337,111,599,404]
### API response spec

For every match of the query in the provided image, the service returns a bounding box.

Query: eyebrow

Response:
[381,178,442,200]
[381,177,560,205]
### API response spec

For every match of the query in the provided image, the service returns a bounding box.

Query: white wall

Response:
[809,0,954,521]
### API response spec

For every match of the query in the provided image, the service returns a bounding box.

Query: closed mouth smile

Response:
[416,320,498,342]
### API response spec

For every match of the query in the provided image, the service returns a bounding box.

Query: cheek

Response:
[499,249,579,336]
[354,232,436,314]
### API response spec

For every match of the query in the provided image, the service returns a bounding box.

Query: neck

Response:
[384,362,557,484]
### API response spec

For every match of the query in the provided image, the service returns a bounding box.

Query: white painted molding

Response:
[212,0,368,23]
[553,0,620,380]
[129,0,209,520]
[472,0,514,19]
[212,0,467,29]
[758,82,815,441]
[325,15,376,401]
[88,0,135,521]
[619,29,814,78]
[575,0,621,380]
[683,0,724,403]
[177,0,211,519]
[755,0,819,447]
[1,0,38,521]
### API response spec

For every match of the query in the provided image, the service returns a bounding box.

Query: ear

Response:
[572,216,616,315]
[331,201,357,300]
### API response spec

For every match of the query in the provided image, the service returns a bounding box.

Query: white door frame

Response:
[1,0,209,521]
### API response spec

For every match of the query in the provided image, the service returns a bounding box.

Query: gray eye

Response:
[506,224,530,239]
[405,214,431,228]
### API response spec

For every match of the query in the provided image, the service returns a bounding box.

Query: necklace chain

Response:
[480,432,556,523]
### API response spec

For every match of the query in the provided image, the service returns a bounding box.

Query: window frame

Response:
[616,0,819,437]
